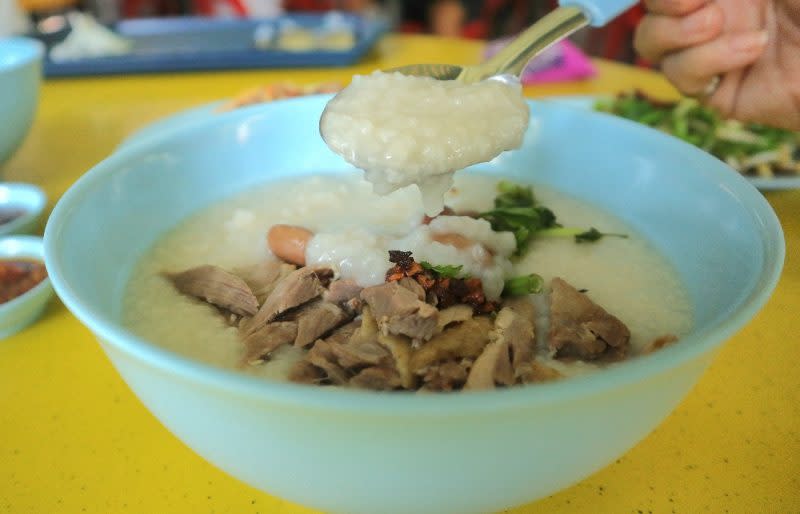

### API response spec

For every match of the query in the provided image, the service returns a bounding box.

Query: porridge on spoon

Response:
[319,71,530,215]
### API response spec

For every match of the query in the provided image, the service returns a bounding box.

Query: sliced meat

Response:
[350,306,379,345]
[421,360,470,391]
[436,304,473,332]
[319,318,361,347]
[377,332,415,390]
[502,296,536,321]
[242,266,333,336]
[292,300,353,348]
[642,334,678,355]
[349,367,402,390]
[464,340,514,390]
[306,339,350,385]
[236,259,296,303]
[324,279,363,305]
[323,316,390,369]
[167,265,258,317]
[240,321,298,365]
[410,317,492,374]
[549,277,630,361]
[491,306,535,374]
[288,360,326,385]
[398,277,426,301]
[360,281,439,341]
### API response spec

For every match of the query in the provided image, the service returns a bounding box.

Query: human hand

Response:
[634,0,800,130]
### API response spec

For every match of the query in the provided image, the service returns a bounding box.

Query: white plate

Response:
[119,94,800,191]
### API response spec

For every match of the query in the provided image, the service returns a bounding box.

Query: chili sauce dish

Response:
[0,236,52,339]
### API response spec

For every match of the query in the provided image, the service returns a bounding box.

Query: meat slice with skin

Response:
[491,306,535,374]
[324,279,363,305]
[349,366,402,390]
[329,339,391,369]
[464,339,514,390]
[410,316,492,374]
[549,277,630,361]
[306,339,350,385]
[360,281,439,342]
[240,321,298,365]
[292,300,353,348]
[377,332,416,389]
[242,266,333,336]
[324,279,364,315]
[288,360,325,384]
[167,265,259,317]
[421,360,470,391]
[235,259,296,303]
[435,304,473,333]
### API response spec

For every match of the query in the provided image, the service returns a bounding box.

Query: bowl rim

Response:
[0,182,48,237]
[43,97,786,415]
[0,235,52,316]
[0,36,45,73]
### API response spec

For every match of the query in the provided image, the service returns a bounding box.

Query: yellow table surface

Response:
[1,34,798,514]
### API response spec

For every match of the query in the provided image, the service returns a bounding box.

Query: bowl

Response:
[43,96,784,514]
[0,37,44,166]
[0,182,47,236]
[0,235,53,339]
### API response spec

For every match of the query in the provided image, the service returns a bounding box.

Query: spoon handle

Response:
[461,6,588,82]
[560,0,638,26]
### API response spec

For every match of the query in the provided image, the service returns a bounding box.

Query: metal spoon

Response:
[389,0,637,84]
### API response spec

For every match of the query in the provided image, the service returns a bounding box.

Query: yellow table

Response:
[1,34,798,514]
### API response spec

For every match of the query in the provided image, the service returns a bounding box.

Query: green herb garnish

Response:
[479,182,559,254]
[538,226,628,244]
[503,274,544,296]
[420,261,464,279]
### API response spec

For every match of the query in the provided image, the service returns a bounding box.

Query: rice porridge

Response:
[123,173,693,387]
[319,72,530,215]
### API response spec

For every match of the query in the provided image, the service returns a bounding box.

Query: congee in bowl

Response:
[124,174,692,391]
[44,95,783,514]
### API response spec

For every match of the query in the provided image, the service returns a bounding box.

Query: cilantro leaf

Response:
[420,261,464,279]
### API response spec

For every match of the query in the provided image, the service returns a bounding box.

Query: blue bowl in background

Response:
[43,97,784,514]
[0,37,44,166]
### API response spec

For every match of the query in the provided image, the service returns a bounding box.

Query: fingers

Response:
[634,2,724,63]
[643,0,710,16]
[661,31,769,96]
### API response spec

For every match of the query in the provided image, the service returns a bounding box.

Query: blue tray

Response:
[42,14,389,77]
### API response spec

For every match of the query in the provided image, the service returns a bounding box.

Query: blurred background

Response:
[4,0,647,65]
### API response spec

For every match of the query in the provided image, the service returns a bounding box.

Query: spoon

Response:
[389,0,637,84]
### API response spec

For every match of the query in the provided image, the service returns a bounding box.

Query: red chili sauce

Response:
[0,259,47,304]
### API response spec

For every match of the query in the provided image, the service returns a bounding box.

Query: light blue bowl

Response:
[0,37,44,166]
[44,97,784,514]
[0,236,53,339]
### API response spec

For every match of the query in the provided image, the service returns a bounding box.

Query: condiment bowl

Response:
[0,182,47,236]
[43,96,784,514]
[0,37,44,166]
[0,235,53,339]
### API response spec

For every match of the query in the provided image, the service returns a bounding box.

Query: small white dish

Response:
[0,235,53,339]
[0,182,47,236]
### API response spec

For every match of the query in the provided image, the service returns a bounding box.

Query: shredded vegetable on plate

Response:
[595,91,800,179]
